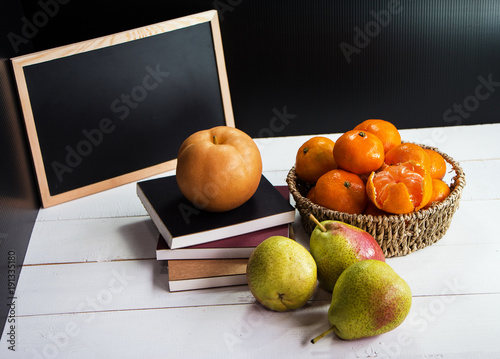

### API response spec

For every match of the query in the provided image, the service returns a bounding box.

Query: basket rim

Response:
[286,142,466,224]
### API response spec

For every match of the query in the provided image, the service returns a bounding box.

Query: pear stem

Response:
[310,326,335,344]
[213,135,218,145]
[309,213,326,232]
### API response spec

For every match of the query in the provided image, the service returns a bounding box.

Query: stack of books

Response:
[137,174,296,291]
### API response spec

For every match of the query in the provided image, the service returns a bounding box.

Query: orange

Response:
[354,119,401,153]
[314,169,368,214]
[424,148,447,180]
[366,161,433,214]
[333,130,385,175]
[424,179,451,208]
[295,136,337,183]
[306,186,316,203]
[384,143,431,173]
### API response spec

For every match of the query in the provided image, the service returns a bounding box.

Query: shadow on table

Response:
[117,218,159,260]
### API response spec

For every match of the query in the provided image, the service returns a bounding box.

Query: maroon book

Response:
[156,223,291,260]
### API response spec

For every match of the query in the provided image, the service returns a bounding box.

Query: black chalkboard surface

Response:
[11,10,234,207]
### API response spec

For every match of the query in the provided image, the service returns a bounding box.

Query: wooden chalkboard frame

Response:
[11,10,234,208]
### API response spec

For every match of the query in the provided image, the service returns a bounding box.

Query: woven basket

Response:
[286,143,466,258]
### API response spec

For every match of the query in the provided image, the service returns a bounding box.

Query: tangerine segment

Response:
[334,130,385,175]
[384,143,431,173]
[315,169,368,214]
[367,161,433,214]
[354,119,401,153]
[424,179,451,208]
[295,136,337,183]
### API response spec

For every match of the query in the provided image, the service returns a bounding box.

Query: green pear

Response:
[246,236,317,312]
[312,260,412,343]
[309,215,385,292]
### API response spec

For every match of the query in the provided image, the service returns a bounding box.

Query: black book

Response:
[137,174,296,249]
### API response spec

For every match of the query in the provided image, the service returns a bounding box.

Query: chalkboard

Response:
[11,10,234,207]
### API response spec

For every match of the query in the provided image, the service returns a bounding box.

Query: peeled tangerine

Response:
[367,161,433,214]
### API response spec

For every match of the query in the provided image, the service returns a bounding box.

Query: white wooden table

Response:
[2,124,500,358]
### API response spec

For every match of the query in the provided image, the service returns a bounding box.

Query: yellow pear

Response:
[246,236,317,312]
[312,260,411,342]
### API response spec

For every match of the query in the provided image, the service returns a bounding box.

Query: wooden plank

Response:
[13,232,500,317]
[209,11,235,128]
[24,216,159,265]
[254,134,315,172]
[24,198,499,265]
[2,294,500,358]
[436,199,500,245]
[398,123,500,161]
[459,160,500,201]
[13,259,253,317]
[387,241,500,297]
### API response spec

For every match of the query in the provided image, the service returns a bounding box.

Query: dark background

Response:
[7,0,500,136]
[1,0,499,338]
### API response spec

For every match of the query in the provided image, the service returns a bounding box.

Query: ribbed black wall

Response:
[222,0,500,136]
[17,0,500,137]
